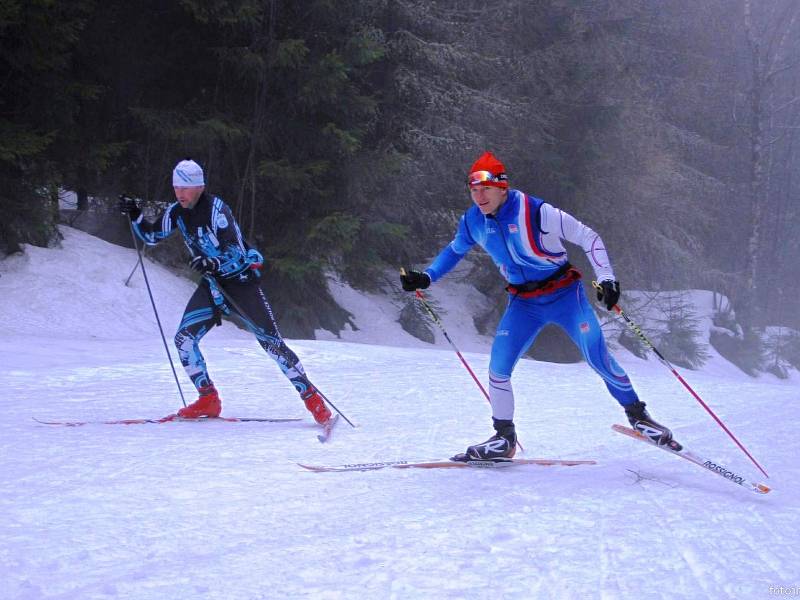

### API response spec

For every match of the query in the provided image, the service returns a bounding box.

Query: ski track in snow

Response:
[3,341,799,600]
[1,227,799,599]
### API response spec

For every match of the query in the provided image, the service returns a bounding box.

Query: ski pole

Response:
[592,281,769,478]
[204,275,355,428]
[403,269,524,452]
[123,254,142,287]
[127,221,186,407]
[414,289,491,400]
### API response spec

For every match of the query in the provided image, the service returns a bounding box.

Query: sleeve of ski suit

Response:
[540,203,615,282]
[423,213,477,283]
[131,203,179,245]
[208,201,258,278]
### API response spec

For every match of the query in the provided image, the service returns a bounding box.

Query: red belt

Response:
[506,267,582,298]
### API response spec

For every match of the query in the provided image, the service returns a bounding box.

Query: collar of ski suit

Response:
[487,189,522,221]
[185,191,209,212]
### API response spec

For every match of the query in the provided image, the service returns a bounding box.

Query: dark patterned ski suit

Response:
[132,192,313,395]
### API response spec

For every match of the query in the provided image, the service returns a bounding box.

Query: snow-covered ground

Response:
[316,261,494,353]
[1,227,798,600]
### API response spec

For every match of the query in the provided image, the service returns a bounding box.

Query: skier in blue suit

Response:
[401,151,672,459]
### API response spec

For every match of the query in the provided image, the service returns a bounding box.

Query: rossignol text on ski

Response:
[612,424,770,495]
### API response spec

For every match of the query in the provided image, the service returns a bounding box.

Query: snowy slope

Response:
[316,262,495,354]
[1,227,799,600]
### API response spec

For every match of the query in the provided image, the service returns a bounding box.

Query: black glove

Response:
[401,270,431,292]
[190,256,221,274]
[596,280,620,310]
[118,194,141,221]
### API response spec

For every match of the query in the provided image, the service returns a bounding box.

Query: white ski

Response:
[298,457,596,472]
[612,424,770,495]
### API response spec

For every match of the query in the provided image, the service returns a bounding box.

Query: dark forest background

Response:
[2,0,800,370]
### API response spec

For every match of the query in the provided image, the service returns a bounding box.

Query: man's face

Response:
[174,185,204,209]
[470,185,507,215]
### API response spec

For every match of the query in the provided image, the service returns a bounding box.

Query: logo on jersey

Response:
[216,212,229,229]
[508,224,518,233]
[580,322,590,333]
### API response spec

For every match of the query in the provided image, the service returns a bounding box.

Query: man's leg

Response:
[554,283,639,405]
[223,280,331,423]
[487,297,546,421]
[173,285,222,417]
[460,297,545,460]
[555,283,672,443]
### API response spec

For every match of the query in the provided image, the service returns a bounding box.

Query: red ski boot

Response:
[302,388,332,424]
[178,385,222,418]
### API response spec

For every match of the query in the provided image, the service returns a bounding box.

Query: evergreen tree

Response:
[0,0,95,253]
[2,0,798,347]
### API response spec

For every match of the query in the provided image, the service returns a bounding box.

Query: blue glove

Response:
[190,256,221,274]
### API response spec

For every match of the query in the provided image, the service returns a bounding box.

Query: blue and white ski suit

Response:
[424,189,638,420]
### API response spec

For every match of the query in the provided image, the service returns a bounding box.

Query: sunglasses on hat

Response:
[467,170,508,187]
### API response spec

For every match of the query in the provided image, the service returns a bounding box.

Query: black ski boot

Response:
[624,401,672,445]
[453,419,517,461]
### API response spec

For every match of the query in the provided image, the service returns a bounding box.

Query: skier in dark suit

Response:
[120,159,332,425]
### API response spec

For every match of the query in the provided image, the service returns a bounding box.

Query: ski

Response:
[317,414,340,443]
[33,415,301,427]
[612,424,770,495]
[298,457,596,472]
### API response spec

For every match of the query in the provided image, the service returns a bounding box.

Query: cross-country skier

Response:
[400,151,672,460]
[119,159,332,426]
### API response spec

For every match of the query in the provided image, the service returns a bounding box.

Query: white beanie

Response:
[172,159,205,187]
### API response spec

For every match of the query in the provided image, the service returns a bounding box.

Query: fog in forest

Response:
[2,1,799,373]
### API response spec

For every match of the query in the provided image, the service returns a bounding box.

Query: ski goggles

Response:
[467,170,508,187]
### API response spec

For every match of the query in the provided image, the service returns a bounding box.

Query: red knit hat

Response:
[467,151,508,188]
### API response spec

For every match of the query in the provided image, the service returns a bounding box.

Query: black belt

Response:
[507,262,573,293]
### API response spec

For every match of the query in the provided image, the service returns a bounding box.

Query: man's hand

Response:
[118,194,141,221]
[400,270,431,292]
[190,256,221,275]
[596,280,620,310]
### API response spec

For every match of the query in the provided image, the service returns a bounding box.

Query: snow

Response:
[1,226,799,600]
[315,261,494,353]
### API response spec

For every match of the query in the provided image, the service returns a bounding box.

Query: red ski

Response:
[33,415,301,427]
